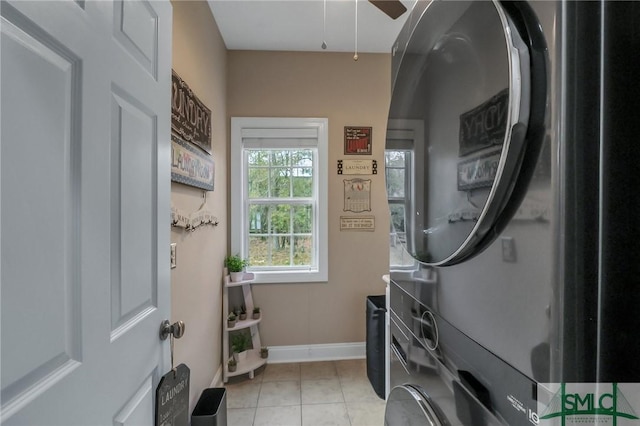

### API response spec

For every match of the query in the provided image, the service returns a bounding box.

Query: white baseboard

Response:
[209,342,365,388]
[267,342,365,364]
[210,365,223,388]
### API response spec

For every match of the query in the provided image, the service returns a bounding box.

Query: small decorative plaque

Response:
[155,364,190,426]
[340,216,375,231]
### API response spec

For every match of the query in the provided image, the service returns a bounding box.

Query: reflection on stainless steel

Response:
[385,385,451,426]
[388,0,640,424]
[389,0,535,266]
[387,276,508,426]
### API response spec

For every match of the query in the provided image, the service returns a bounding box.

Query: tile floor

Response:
[225,359,386,426]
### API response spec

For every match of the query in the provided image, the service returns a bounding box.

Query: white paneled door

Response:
[1,1,172,424]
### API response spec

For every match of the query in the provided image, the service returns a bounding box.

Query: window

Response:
[385,120,422,269]
[385,149,414,268]
[231,118,328,283]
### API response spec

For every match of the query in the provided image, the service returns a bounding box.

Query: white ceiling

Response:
[206,0,415,54]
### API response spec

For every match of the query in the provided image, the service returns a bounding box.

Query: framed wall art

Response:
[344,126,372,155]
[343,178,371,213]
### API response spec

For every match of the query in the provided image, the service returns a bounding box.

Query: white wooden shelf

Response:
[226,350,268,379]
[222,272,266,383]
[226,316,261,331]
[224,272,255,287]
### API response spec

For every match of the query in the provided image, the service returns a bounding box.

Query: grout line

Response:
[299,366,303,426]
[252,379,262,425]
[251,406,257,426]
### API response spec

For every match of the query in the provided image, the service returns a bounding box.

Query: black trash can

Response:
[366,294,386,399]
[191,388,227,426]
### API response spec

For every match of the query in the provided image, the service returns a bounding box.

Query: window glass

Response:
[231,118,328,283]
[386,149,415,268]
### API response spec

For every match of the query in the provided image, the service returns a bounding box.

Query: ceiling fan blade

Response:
[369,0,407,20]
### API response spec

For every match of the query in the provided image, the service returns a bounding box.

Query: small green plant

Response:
[227,312,237,328]
[228,357,237,371]
[225,254,248,273]
[231,332,251,353]
[252,306,261,319]
[238,305,247,320]
[260,346,269,358]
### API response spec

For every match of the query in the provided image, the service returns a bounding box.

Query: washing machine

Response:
[385,1,640,425]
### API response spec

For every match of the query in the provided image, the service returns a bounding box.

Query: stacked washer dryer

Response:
[384,1,640,425]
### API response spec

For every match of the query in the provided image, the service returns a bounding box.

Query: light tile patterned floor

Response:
[226,359,386,426]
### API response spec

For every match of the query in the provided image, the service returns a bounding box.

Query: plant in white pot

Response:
[252,307,261,320]
[225,254,248,282]
[260,346,269,359]
[227,312,237,328]
[228,357,237,372]
[231,332,251,363]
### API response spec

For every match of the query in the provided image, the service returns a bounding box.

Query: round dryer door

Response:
[387,0,546,266]
[385,385,448,426]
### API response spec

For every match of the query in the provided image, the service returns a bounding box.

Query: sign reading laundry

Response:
[171,137,215,191]
[155,364,190,426]
[459,88,509,156]
[171,70,211,153]
[337,159,377,175]
[457,149,501,191]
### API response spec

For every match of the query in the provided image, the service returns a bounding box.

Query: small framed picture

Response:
[344,126,372,155]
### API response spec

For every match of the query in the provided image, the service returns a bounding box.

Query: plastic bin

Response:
[191,388,227,426]
[366,294,386,399]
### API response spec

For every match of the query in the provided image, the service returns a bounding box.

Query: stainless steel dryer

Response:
[385,1,640,425]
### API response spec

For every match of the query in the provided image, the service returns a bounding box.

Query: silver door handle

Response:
[390,342,410,375]
[159,320,186,340]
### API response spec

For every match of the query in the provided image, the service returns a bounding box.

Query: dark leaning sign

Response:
[155,364,190,426]
[458,88,509,156]
[171,70,211,153]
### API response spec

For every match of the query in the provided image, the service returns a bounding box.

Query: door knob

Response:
[159,320,186,340]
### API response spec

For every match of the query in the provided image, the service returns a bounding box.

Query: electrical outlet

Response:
[170,243,177,269]
[501,237,516,263]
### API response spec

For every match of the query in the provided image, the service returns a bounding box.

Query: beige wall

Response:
[228,51,391,346]
[171,0,227,409]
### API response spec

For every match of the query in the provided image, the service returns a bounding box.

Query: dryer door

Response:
[387,0,546,266]
[385,385,448,426]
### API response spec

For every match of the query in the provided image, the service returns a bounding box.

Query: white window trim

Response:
[386,119,423,272]
[231,117,328,283]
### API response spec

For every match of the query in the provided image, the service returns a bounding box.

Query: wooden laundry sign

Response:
[171,70,211,153]
[459,88,508,156]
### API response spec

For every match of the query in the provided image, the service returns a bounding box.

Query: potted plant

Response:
[231,332,251,362]
[260,346,269,359]
[239,305,247,321]
[228,357,237,372]
[227,312,237,328]
[225,254,248,282]
[252,307,261,320]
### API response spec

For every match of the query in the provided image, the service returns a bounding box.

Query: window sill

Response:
[249,269,328,284]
